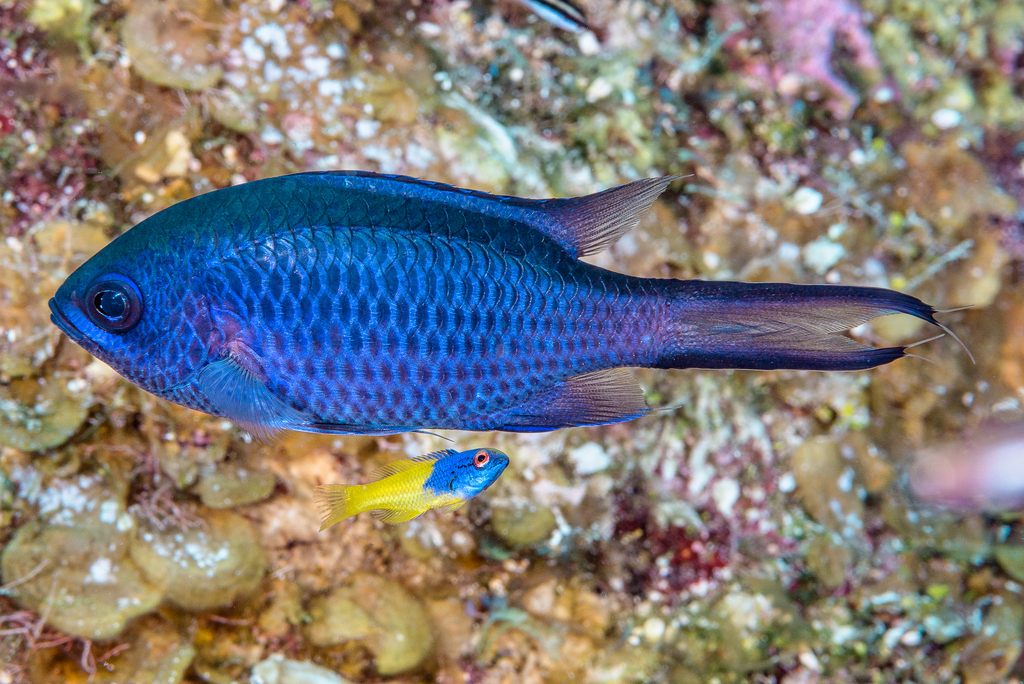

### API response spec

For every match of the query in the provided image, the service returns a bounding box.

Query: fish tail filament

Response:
[657,281,947,372]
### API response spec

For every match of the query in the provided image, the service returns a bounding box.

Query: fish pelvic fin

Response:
[658,281,949,371]
[536,176,683,257]
[438,500,467,514]
[315,485,362,531]
[495,368,650,431]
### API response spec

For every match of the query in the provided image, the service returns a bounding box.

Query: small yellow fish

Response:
[316,448,510,528]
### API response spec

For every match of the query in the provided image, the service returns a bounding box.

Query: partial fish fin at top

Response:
[369,450,457,480]
[497,368,650,431]
[197,347,308,440]
[535,176,682,257]
[659,281,951,371]
[514,0,590,32]
[315,484,358,531]
[372,508,424,525]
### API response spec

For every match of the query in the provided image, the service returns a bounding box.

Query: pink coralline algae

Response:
[762,0,884,119]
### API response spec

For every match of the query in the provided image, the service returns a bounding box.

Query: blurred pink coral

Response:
[762,0,883,119]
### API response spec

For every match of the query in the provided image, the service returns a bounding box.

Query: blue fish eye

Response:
[85,275,143,333]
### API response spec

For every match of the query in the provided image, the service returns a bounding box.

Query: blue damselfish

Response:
[50,172,955,436]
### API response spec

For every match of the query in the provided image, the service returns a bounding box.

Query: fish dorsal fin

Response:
[498,368,650,430]
[372,508,424,525]
[197,347,307,439]
[369,449,457,481]
[307,171,678,258]
[534,176,681,257]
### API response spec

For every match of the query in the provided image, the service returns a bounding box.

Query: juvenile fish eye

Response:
[474,450,490,468]
[84,275,143,333]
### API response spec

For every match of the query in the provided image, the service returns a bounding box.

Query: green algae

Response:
[490,499,559,548]
[304,573,433,675]
[193,461,276,509]
[1,517,162,641]
[120,0,224,91]
[129,509,266,611]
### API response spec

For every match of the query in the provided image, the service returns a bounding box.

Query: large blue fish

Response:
[49,172,954,437]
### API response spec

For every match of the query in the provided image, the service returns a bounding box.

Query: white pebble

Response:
[88,557,114,584]
[261,125,284,145]
[577,31,600,56]
[355,120,381,139]
[792,187,823,215]
[241,36,265,64]
[931,108,962,129]
[254,23,291,59]
[586,77,614,102]
[568,442,612,475]
[643,616,666,641]
[712,478,740,517]
[802,236,845,275]
[66,378,88,393]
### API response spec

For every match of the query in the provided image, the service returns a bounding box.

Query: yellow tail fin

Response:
[315,485,360,531]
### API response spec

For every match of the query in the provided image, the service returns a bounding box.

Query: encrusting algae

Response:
[1,0,1023,681]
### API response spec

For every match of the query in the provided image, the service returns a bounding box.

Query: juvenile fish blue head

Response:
[425,448,510,499]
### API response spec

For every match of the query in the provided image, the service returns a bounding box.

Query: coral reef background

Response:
[1,0,1023,681]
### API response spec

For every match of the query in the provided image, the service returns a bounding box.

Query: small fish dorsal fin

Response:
[370,449,457,480]
[533,176,681,257]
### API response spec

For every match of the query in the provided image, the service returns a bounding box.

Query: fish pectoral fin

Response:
[369,450,458,480]
[497,368,650,431]
[372,508,424,525]
[196,348,308,440]
[535,176,682,257]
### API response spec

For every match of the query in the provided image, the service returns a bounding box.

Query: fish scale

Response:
[49,171,957,437]
[208,223,657,430]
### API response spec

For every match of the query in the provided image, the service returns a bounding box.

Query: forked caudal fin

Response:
[657,281,962,372]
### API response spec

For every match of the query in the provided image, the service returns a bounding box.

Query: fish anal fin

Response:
[369,450,456,481]
[498,368,649,431]
[372,508,423,525]
[538,176,681,257]
[197,345,307,439]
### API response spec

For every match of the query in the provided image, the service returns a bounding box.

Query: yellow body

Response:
[316,457,465,529]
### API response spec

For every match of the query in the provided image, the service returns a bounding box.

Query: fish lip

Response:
[49,298,96,352]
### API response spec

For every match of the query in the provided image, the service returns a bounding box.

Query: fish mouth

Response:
[49,298,96,352]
